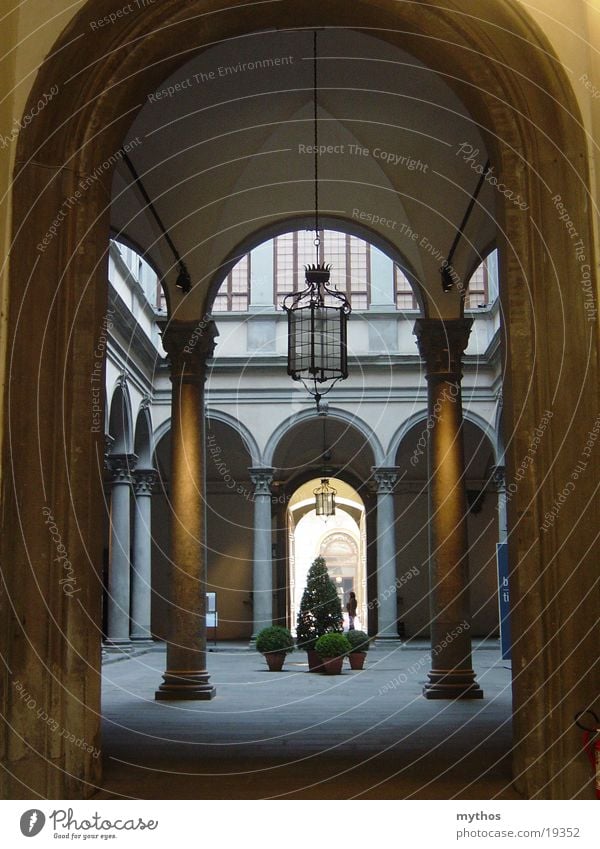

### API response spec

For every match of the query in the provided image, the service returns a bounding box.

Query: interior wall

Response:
[150,488,170,642]
[466,494,500,637]
[206,491,254,641]
[394,491,430,637]
[393,488,500,639]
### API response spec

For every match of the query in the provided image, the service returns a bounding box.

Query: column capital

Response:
[249,467,274,496]
[160,319,219,382]
[103,434,115,471]
[413,318,473,379]
[371,467,399,494]
[133,468,159,496]
[491,465,506,489]
[106,453,137,483]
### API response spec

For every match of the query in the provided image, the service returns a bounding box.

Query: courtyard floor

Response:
[97,640,519,800]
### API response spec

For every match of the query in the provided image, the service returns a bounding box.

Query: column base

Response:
[130,634,154,644]
[103,639,134,652]
[423,668,484,699]
[371,636,404,649]
[155,670,216,701]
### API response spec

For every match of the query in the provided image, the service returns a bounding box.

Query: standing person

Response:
[346,591,357,630]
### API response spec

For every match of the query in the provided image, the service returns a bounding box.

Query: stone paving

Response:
[98,640,520,800]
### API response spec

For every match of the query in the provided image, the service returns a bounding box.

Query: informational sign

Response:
[496,543,511,660]
[206,592,218,630]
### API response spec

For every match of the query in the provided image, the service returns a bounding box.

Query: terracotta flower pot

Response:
[321,655,344,675]
[307,649,325,672]
[264,651,286,671]
[349,651,366,670]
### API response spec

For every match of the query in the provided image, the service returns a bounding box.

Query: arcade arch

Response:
[2,0,597,800]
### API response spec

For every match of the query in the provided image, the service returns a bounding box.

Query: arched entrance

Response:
[392,416,500,639]
[288,477,367,633]
[2,0,598,799]
[152,416,258,641]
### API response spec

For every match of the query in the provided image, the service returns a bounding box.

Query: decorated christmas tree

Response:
[296,556,343,651]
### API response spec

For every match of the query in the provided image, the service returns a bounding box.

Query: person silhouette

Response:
[346,591,357,630]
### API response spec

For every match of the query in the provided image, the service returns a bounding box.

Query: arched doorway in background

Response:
[288,477,366,633]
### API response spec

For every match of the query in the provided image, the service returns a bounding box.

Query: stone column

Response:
[131,469,158,641]
[414,318,483,699]
[249,468,274,637]
[106,454,137,646]
[155,320,218,700]
[492,465,508,543]
[372,468,400,641]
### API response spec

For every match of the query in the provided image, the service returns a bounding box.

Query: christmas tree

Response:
[296,556,343,651]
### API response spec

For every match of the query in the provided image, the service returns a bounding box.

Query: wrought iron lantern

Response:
[282,31,351,408]
[314,477,336,517]
[283,263,350,405]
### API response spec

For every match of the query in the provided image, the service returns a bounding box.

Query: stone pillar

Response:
[372,468,400,641]
[492,465,508,543]
[155,320,218,700]
[249,468,274,637]
[131,469,158,641]
[106,454,137,646]
[414,318,483,699]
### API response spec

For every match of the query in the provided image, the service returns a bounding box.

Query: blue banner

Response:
[496,543,511,660]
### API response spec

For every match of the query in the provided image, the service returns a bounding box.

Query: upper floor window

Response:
[465,257,489,309]
[212,255,251,312]
[274,230,370,309]
[395,265,418,310]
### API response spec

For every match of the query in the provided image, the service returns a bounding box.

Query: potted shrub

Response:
[296,556,344,672]
[315,632,351,675]
[346,629,370,669]
[256,625,294,671]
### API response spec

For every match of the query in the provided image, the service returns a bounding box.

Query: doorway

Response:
[288,477,366,633]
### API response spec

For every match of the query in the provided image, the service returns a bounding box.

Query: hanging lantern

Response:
[314,477,336,517]
[282,33,351,407]
[283,263,351,403]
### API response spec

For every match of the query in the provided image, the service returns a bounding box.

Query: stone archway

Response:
[2,0,598,799]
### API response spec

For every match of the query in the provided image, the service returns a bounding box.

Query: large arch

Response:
[107,380,133,456]
[393,416,501,638]
[206,409,261,468]
[264,406,385,469]
[386,408,498,466]
[1,0,598,800]
[205,212,426,313]
[133,403,153,467]
[153,412,261,468]
[151,415,257,641]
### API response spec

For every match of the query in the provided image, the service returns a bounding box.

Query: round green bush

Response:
[315,632,351,658]
[255,626,295,655]
[346,630,370,653]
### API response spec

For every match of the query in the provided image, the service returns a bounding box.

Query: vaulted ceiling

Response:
[112,27,496,320]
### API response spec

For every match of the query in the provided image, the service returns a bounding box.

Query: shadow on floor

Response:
[97,643,520,800]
